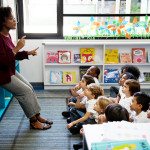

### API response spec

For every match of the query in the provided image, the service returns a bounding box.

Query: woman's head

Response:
[94,96,112,114]
[122,79,140,96]
[0,7,16,31]
[84,83,104,99]
[105,104,129,122]
[86,66,100,79]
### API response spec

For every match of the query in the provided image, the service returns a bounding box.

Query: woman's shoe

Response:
[30,118,51,130]
[36,113,53,125]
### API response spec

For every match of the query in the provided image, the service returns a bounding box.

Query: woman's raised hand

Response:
[27,47,39,56]
[16,36,26,51]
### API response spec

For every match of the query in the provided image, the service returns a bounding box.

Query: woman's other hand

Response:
[27,47,39,56]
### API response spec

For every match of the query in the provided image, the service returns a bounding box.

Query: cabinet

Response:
[42,40,150,90]
[0,61,19,121]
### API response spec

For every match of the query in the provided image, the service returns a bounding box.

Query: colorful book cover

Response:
[132,48,146,63]
[50,71,63,84]
[46,51,58,63]
[148,51,150,63]
[104,69,119,83]
[79,66,90,80]
[91,139,150,150]
[120,53,132,63]
[74,54,81,63]
[105,49,119,64]
[58,51,71,64]
[80,48,95,63]
[63,71,76,84]
[143,72,150,83]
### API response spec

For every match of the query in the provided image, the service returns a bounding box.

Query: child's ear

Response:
[138,104,143,110]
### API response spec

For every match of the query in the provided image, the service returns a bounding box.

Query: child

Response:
[110,65,140,98]
[147,103,150,118]
[65,83,104,135]
[130,92,150,123]
[119,79,140,114]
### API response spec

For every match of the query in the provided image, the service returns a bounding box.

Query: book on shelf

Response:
[143,72,150,83]
[74,54,81,63]
[105,49,119,64]
[139,73,146,83]
[46,51,58,63]
[119,53,132,63]
[148,51,150,63]
[80,48,95,64]
[132,48,146,63]
[50,71,63,84]
[79,66,90,80]
[63,71,76,84]
[58,51,71,64]
[91,139,150,150]
[104,69,119,83]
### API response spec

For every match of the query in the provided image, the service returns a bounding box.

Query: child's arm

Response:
[147,109,150,118]
[98,114,106,124]
[75,93,86,109]
[65,112,90,129]
[115,93,121,103]
[67,102,76,106]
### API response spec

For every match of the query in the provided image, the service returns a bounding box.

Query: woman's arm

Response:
[65,112,90,129]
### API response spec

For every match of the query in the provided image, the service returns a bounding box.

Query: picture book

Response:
[80,48,95,63]
[132,48,146,63]
[138,73,146,83]
[74,54,81,63]
[91,139,150,150]
[105,49,119,64]
[120,53,132,63]
[79,66,90,80]
[50,71,63,84]
[58,51,71,64]
[148,50,150,63]
[63,71,76,84]
[104,69,119,83]
[143,72,150,83]
[46,51,58,63]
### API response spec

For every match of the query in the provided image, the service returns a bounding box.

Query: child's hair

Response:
[105,104,129,122]
[87,83,104,99]
[94,66,100,79]
[120,72,137,81]
[121,65,140,79]
[124,79,140,96]
[97,96,112,113]
[133,92,150,112]
[82,75,95,86]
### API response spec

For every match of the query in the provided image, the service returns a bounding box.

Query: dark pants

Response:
[110,86,119,98]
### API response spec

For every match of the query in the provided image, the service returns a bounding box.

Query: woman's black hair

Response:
[0,7,12,31]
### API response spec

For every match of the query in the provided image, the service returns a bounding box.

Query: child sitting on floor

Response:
[65,83,104,135]
[130,92,150,123]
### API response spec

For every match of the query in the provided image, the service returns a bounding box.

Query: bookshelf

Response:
[0,61,19,121]
[42,39,150,90]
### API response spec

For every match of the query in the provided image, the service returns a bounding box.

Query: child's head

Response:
[105,104,129,122]
[130,92,150,112]
[119,72,137,86]
[86,66,100,79]
[94,96,112,114]
[84,83,104,99]
[121,65,140,79]
[122,79,140,96]
[80,75,95,89]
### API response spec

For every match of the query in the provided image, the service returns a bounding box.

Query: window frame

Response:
[17,0,63,39]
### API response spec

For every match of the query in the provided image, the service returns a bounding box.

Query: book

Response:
[79,66,90,80]
[91,139,150,150]
[58,51,71,64]
[46,51,58,63]
[105,49,119,64]
[74,54,81,63]
[120,53,132,63]
[132,48,146,63]
[63,71,76,84]
[104,69,119,83]
[148,51,150,63]
[50,71,63,84]
[143,72,150,83]
[80,48,95,63]
[138,73,146,83]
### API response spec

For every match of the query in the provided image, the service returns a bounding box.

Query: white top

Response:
[93,77,99,85]
[86,99,98,123]
[131,111,150,123]
[77,88,83,95]
[119,96,133,114]
[119,86,125,99]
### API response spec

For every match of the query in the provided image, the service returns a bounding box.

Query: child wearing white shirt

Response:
[130,92,150,123]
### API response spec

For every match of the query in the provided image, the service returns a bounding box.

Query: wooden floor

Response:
[0,90,82,150]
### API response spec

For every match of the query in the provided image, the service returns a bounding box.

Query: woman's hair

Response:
[133,92,150,112]
[82,75,95,86]
[121,65,140,79]
[124,79,140,96]
[97,96,112,113]
[87,83,104,99]
[120,72,137,81]
[105,104,129,122]
[0,7,12,31]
